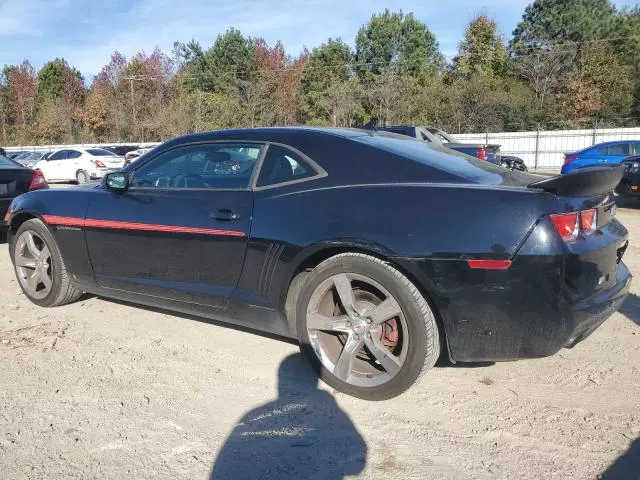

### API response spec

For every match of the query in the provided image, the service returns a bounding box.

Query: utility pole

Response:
[129,77,137,142]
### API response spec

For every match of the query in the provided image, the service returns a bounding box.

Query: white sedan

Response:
[34,148,126,183]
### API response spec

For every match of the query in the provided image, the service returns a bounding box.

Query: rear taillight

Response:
[477,147,487,161]
[563,154,577,165]
[550,209,597,242]
[92,159,106,168]
[29,169,47,190]
[550,212,579,241]
[580,209,597,235]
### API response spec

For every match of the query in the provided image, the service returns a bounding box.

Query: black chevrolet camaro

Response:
[4,128,631,400]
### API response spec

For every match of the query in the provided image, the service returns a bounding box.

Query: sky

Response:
[0,0,633,81]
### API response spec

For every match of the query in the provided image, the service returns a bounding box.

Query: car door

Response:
[83,141,262,309]
[61,149,83,179]
[40,150,69,180]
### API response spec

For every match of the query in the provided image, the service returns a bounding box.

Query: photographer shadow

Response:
[210,353,367,480]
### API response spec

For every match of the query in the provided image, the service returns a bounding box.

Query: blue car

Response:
[562,140,640,174]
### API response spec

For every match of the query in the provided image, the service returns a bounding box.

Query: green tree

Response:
[300,38,356,125]
[36,58,84,107]
[453,15,508,77]
[511,0,618,49]
[355,10,442,77]
[203,28,256,94]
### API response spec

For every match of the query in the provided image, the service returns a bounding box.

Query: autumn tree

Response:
[249,39,307,126]
[6,61,37,126]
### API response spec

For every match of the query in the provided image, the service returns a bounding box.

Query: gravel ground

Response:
[0,197,638,480]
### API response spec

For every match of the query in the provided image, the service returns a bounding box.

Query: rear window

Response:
[352,132,505,184]
[86,149,114,156]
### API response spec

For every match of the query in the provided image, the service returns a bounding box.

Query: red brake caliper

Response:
[381,318,399,348]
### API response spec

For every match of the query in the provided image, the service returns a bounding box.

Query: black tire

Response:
[11,218,82,307]
[296,253,440,400]
[76,170,88,184]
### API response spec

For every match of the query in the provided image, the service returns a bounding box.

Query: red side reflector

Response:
[550,212,579,241]
[3,209,11,222]
[467,260,512,270]
[29,169,47,190]
[580,209,596,235]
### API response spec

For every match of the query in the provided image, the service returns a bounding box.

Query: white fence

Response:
[456,127,640,170]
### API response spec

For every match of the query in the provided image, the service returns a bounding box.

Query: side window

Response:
[596,146,608,155]
[67,150,82,159]
[633,143,640,155]
[256,145,317,187]
[130,143,262,190]
[607,144,628,155]
[420,131,434,143]
[49,150,68,160]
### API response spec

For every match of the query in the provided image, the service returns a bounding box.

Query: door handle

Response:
[211,209,240,221]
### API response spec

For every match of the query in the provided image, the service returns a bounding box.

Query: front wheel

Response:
[296,253,440,400]
[11,219,82,307]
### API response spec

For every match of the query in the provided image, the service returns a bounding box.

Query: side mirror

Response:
[105,172,128,192]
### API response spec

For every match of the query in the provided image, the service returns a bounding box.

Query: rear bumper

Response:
[399,258,631,363]
[395,216,631,363]
[562,261,630,348]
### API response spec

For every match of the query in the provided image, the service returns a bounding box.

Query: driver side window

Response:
[130,143,263,190]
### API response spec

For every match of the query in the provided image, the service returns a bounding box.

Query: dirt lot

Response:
[0,200,638,480]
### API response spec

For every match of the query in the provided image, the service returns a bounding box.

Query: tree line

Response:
[0,0,638,146]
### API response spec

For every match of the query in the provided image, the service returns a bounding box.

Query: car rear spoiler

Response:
[527,166,624,197]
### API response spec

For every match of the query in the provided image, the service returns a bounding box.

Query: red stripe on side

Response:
[467,259,512,270]
[42,215,85,227]
[42,215,245,237]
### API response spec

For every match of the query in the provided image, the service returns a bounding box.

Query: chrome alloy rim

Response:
[14,230,53,299]
[306,273,408,387]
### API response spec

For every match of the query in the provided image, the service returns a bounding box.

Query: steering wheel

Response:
[172,173,208,189]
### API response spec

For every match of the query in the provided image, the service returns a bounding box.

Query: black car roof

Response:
[166,127,376,145]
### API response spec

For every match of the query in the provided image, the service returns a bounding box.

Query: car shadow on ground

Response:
[601,437,640,479]
[0,229,7,244]
[619,293,640,326]
[209,353,367,480]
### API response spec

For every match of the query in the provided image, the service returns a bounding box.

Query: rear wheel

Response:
[76,170,88,184]
[296,253,440,400]
[11,219,82,307]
